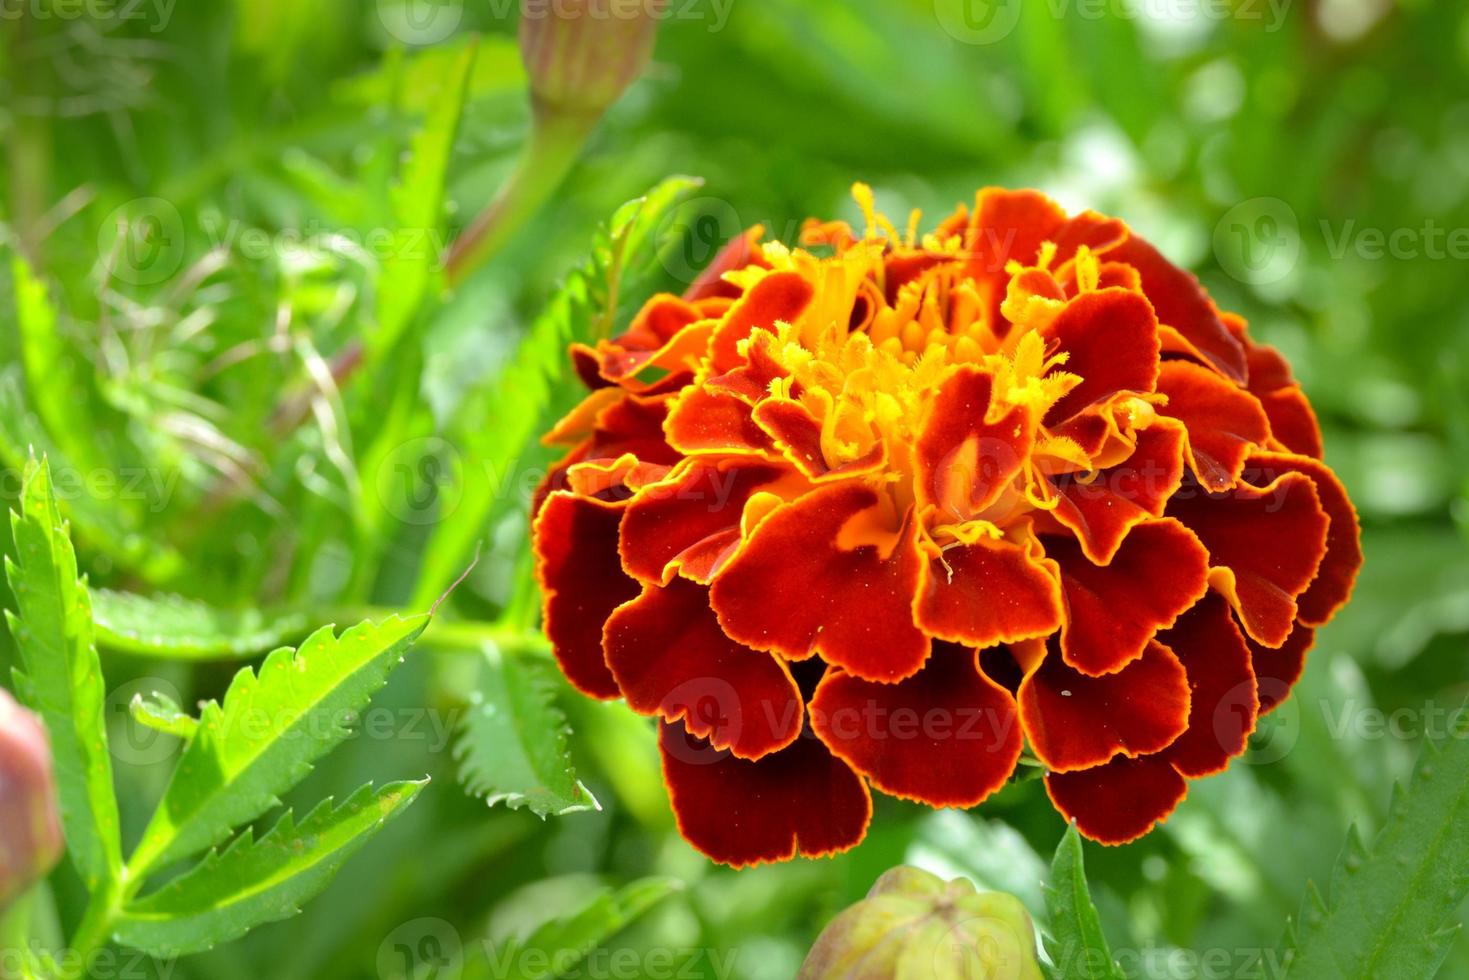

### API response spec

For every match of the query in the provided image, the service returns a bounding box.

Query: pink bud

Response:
[0,688,64,912]
[519,0,665,119]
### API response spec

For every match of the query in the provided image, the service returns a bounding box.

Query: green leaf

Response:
[3,456,123,891]
[1282,704,1469,979]
[130,690,199,741]
[1043,825,1122,980]
[92,589,310,661]
[115,781,425,957]
[477,877,682,980]
[128,614,429,877]
[454,644,598,818]
[11,256,100,478]
[409,175,703,608]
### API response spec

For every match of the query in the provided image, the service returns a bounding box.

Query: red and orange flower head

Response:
[532,186,1363,866]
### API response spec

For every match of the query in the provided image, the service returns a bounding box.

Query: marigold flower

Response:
[0,688,64,911]
[532,185,1362,864]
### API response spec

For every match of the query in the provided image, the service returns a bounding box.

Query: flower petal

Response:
[1158,592,1258,777]
[752,398,886,481]
[1050,421,1187,564]
[605,578,803,760]
[1155,360,1271,492]
[665,384,777,456]
[1167,473,1329,648]
[1250,623,1315,715]
[915,366,1033,520]
[684,226,768,302]
[660,721,871,867]
[1018,639,1190,772]
[708,270,816,373]
[596,294,707,383]
[1045,755,1188,845]
[809,645,1022,808]
[1049,518,1210,676]
[710,483,930,682]
[619,459,792,584]
[1106,234,1248,384]
[1042,289,1161,425]
[532,493,637,699]
[914,533,1063,649]
[1245,452,1362,628]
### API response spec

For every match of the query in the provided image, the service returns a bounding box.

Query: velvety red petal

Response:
[708,270,815,373]
[915,366,1033,520]
[1051,210,1129,261]
[1158,592,1258,777]
[1250,623,1315,715]
[1019,639,1190,772]
[684,226,768,302]
[664,385,776,456]
[1155,360,1271,492]
[1049,518,1210,676]
[1245,452,1362,627]
[710,483,930,683]
[914,534,1063,649]
[660,721,871,867]
[598,295,704,379]
[752,399,885,480]
[589,393,682,467]
[1107,234,1248,384]
[532,493,636,699]
[963,189,1067,338]
[1046,755,1188,845]
[620,459,790,584]
[1240,339,1324,459]
[1167,473,1330,648]
[1042,289,1161,426]
[1050,421,1187,564]
[809,645,1022,808]
[605,578,803,759]
[705,329,789,404]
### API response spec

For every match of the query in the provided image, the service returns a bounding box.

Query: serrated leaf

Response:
[115,781,425,957]
[3,456,123,890]
[1283,704,1469,980]
[92,589,310,661]
[478,877,682,980]
[11,256,100,478]
[1043,825,1122,980]
[128,614,429,877]
[410,175,703,608]
[454,644,598,818]
[130,691,199,740]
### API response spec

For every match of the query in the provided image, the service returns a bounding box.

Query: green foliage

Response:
[4,457,123,892]
[1283,706,1469,979]
[454,645,598,818]
[130,615,429,875]
[115,781,425,957]
[1044,826,1122,980]
[91,590,310,661]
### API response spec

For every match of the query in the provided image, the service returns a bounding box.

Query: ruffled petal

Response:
[595,294,707,384]
[1045,755,1188,845]
[914,532,1063,649]
[1158,592,1258,777]
[708,270,816,373]
[660,721,872,867]
[1245,452,1362,627]
[1167,473,1329,648]
[1155,360,1271,492]
[684,226,768,302]
[619,459,792,584]
[665,384,777,456]
[1049,518,1210,676]
[710,483,930,682]
[809,644,1022,808]
[1250,623,1316,715]
[532,493,636,699]
[1050,421,1187,564]
[1106,234,1248,384]
[1042,289,1161,425]
[915,365,1033,520]
[752,398,886,481]
[605,578,803,759]
[1018,639,1190,772]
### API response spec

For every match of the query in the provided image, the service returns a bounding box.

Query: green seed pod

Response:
[0,688,64,912]
[519,0,664,120]
[799,866,1045,980]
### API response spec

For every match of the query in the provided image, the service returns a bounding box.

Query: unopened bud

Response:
[799,866,1044,980]
[0,688,64,912]
[519,0,664,119]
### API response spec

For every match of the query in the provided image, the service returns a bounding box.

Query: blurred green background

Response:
[3,0,1469,976]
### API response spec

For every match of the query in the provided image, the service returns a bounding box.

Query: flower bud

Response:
[519,0,664,119]
[799,867,1044,980]
[0,688,64,912]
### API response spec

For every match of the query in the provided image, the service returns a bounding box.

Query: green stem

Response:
[442,109,598,288]
[339,607,547,654]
